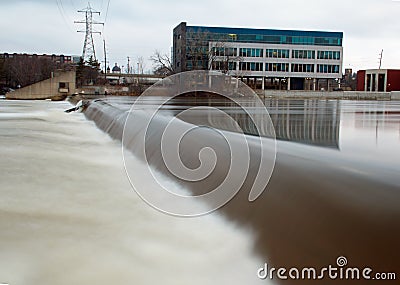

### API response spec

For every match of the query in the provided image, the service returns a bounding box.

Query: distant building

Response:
[344,68,352,77]
[356,69,400,92]
[112,63,121,73]
[173,22,344,90]
[341,68,357,91]
[0,53,75,64]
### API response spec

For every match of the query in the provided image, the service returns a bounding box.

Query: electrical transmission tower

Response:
[74,3,104,63]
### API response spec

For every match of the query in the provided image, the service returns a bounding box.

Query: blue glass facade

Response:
[187,25,343,47]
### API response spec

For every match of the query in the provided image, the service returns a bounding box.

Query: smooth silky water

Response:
[0,100,267,285]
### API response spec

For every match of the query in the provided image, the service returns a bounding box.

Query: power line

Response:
[55,0,74,33]
[104,0,111,24]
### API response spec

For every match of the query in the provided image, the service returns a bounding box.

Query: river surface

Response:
[0,98,399,285]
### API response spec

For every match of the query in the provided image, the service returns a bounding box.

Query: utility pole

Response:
[127,56,131,74]
[379,49,384,69]
[75,3,104,63]
[103,39,107,81]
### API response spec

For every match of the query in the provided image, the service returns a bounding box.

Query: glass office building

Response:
[173,22,344,90]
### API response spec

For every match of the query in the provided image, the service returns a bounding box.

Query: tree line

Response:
[0,55,71,89]
[0,29,238,93]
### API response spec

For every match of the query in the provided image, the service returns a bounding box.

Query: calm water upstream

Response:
[0,97,399,285]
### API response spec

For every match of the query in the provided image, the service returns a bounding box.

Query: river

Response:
[0,97,399,285]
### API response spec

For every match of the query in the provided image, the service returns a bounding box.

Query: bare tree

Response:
[185,28,214,70]
[209,42,244,75]
[137,56,146,74]
[150,50,174,76]
[186,29,243,75]
[4,56,60,88]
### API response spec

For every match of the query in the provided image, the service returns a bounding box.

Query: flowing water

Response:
[0,100,266,285]
[1,97,400,285]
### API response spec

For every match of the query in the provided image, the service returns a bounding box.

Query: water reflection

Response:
[99,96,400,157]
[266,99,340,148]
[162,97,342,149]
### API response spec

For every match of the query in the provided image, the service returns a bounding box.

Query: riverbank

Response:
[256,90,400,100]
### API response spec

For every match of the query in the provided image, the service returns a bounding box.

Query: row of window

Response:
[211,47,236,57]
[187,31,342,47]
[239,62,264,71]
[266,49,290,58]
[212,61,237,71]
[213,61,340,74]
[186,60,208,70]
[210,47,340,60]
[265,63,289,72]
[292,50,315,59]
[239,48,263,58]
[317,64,340,73]
[0,53,73,62]
[292,64,315,73]
[317,51,341,60]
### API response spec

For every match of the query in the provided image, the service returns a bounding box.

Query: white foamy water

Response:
[0,100,268,285]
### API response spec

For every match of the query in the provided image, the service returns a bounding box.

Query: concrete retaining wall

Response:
[6,71,76,100]
[256,90,396,100]
[391,91,400,100]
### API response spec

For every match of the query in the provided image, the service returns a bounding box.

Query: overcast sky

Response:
[1,0,399,73]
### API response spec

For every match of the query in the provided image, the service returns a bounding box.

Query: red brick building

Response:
[357,69,400,92]
[0,53,76,64]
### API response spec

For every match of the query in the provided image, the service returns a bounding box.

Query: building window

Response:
[211,47,237,57]
[265,63,289,72]
[201,33,341,47]
[239,48,263,58]
[239,62,263,71]
[212,61,237,71]
[228,34,237,41]
[291,64,315,73]
[317,64,340,73]
[58,82,69,93]
[292,50,315,59]
[317,51,341,60]
[59,82,69,89]
[266,49,289,58]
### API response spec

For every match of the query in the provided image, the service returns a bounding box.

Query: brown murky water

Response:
[1,97,399,285]
[85,97,400,284]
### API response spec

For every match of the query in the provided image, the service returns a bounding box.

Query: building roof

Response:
[358,69,400,72]
[112,64,121,72]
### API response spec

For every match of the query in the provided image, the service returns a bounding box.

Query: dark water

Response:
[92,96,400,164]
[84,97,400,285]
